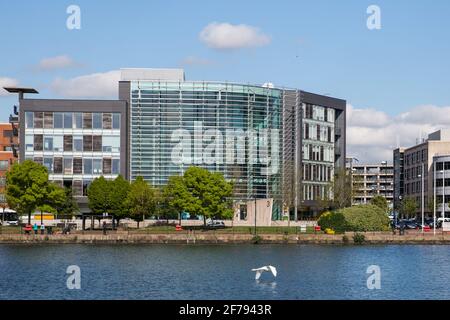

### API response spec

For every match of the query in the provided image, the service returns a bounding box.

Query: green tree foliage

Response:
[155,187,178,221]
[126,176,156,228]
[370,195,389,213]
[87,176,112,215]
[6,160,66,223]
[165,166,233,226]
[400,197,417,219]
[318,204,390,232]
[110,175,130,225]
[55,187,79,218]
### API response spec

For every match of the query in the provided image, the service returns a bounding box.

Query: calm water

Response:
[1,244,449,300]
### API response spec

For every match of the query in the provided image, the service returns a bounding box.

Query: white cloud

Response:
[347,104,449,163]
[199,22,271,50]
[180,56,214,66]
[35,55,79,71]
[50,70,120,98]
[0,77,19,96]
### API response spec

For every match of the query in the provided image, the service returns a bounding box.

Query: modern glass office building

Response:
[122,80,284,218]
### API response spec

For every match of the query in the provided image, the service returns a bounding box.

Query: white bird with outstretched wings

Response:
[251,265,277,280]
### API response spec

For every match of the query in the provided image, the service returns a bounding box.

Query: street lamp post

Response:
[442,165,446,231]
[433,161,436,235]
[418,164,424,234]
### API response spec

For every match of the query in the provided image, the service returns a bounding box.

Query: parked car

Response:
[205,220,226,229]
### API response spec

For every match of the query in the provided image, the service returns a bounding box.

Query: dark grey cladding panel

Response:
[119,81,131,101]
[300,91,346,110]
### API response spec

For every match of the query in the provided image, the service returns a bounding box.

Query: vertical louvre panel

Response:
[64,135,73,151]
[93,136,102,152]
[34,112,43,128]
[83,113,92,129]
[72,180,83,196]
[73,158,83,174]
[34,134,43,151]
[54,157,63,174]
[103,113,112,129]
[103,158,112,174]
[83,136,93,151]
[44,112,53,128]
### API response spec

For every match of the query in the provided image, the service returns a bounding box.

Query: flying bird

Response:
[251,265,277,280]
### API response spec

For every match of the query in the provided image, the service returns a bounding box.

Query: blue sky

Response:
[1,0,449,162]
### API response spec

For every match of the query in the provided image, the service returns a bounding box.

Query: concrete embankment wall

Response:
[2,232,450,244]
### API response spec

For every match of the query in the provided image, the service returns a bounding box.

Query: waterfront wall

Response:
[2,232,450,244]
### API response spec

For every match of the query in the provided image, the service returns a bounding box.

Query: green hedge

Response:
[318,205,390,232]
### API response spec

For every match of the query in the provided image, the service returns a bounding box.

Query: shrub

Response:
[318,205,390,233]
[317,211,347,233]
[340,205,390,232]
[353,232,366,244]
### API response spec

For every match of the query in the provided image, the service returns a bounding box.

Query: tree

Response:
[155,187,178,222]
[110,175,130,226]
[370,195,388,213]
[330,168,353,209]
[87,176,112,215]
[165,166,233,226]
[55,187,79,218]
[400,197,417,219]
[6,160,66,224]
[126,176,156,228]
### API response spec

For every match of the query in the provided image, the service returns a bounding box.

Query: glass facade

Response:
[129,81,283,218]
[302,103,335,201]
[24,111,121,197]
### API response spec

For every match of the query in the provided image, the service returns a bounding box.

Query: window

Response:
[64,113,73,129]
[33,157,43,165]
[83,158,92,174]
[54,157,63,174]
[102,136,120,152]
[73,158,83,174]
[74,113,83,129]
[103,113,112,129]
[83,113,92,129]
[34,134,43,151]
[44,157,53,173]
[93,113,102,129]
[103,158,112,174]
[44,112,53,128]
[25,112,33,129]
[93,159,102,174]
[34,112,43,128]
[73,136,83,152]
[93,136,102,152]
[54,113,63,129]
[83,136,93,152]
[64,158,72,175]
[64,135,73,152]
[53,135,63,152]
[113,114,120,129]
[44,136,53,151]
[25,135,33,151]
[112,159,120,175]
[0,160,8,171]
